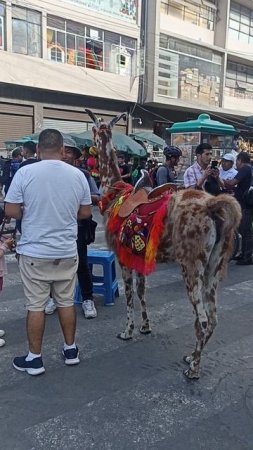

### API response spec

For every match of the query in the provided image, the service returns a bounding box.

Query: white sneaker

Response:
[0,338,5,347]
[82,300,97,319]
[0,329,5,338]
[45,297,57,315]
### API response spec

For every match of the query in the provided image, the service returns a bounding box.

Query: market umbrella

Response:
[129,131,166,149]
[5,135,39,147]
[5,132,78,148]
[71,130,147,157]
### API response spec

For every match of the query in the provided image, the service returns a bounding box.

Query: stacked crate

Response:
[179,67,220,106]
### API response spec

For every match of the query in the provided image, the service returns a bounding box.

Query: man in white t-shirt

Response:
[5,129,92,375]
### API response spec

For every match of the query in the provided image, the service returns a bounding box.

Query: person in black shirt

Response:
[117,155,132,184]
[224,152,253,265]
[19,141,38,168]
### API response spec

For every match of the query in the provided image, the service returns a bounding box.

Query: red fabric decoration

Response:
[99,182,133,215]
[107,191,171,275]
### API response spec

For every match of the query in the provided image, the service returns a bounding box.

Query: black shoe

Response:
[13,355,45,375]
[236,259,253,266]
[232,254,243,261]
[62,346,80,366]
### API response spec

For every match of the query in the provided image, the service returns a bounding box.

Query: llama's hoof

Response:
[140,327,152,335]
[117,332,133,341]
[183,368,200,380]
[183,355,193,365]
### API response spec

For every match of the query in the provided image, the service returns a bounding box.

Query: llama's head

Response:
[85,109,126,192]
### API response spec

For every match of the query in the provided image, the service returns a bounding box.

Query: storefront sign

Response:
[63,0,138,23]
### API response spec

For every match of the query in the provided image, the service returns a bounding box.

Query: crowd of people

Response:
[0,132,252,373]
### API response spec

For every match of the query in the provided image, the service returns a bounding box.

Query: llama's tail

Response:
[206,194,241,235]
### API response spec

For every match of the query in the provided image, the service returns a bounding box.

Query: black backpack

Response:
[152,165,172,187]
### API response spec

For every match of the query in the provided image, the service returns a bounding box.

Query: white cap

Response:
[222,153,235,162]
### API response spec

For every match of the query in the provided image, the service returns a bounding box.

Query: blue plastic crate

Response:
[74,249,119,306]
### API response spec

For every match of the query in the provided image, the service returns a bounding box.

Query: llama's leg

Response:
[183,281,218,375]
[136,272,151,334]
[180,261,211,379]
[183,258,220,379]
[117,265,135,340]
[185,243,228,370]
[183,300,209,380]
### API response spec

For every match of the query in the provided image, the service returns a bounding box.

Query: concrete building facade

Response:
[0,0,140,148]
[139,0,253,133]
[1,0,253,149]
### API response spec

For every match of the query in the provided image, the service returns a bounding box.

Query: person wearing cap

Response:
[5,129,92,375]
[219,153,238,181]
[156,146,182,186]
[45,136,100,319]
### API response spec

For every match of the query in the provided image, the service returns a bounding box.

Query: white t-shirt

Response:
[219,167,238,180]
[5,160,91,258]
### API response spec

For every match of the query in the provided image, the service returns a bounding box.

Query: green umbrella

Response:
[130,131,166,149]
[71,130,147,157]
[5,132,79,148]
[5,135,39,147]
[70,131,92,147]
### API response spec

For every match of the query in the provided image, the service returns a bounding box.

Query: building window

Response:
[158,35,222,106]
[12,6,42,57]
[160,0,216,31]
[225,61,253,100]
[47,15,137,76]
[104,31,136,76]
[0,2,5,50]
[229,2,253,44]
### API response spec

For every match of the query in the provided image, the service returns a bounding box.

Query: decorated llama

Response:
[86,109,241,380]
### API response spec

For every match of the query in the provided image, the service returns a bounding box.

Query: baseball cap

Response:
[222,153,234,162]
[63,135,81,159]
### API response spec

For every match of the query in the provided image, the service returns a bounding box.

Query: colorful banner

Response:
[63,0,138,23]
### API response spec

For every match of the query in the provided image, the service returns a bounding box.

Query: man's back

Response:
[5,160,91,258]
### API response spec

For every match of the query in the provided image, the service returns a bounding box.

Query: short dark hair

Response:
[237,151,250,164]
[38,129,63,152]
[12,147,22,158]
[195,143,212,156]
[23,141,36,155]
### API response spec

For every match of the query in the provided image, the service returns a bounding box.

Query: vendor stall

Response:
[166,114,236,179]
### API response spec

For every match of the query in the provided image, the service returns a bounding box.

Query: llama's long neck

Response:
[96,128,122,193]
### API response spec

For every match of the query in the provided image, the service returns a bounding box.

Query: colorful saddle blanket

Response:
[107,189,172,275]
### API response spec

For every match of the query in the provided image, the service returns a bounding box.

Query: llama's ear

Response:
[109,113,127,128]
[85,109,99,127]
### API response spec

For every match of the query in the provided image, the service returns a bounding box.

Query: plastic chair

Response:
[74,249,119,306]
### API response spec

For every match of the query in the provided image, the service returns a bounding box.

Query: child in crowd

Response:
[0,236,14,347]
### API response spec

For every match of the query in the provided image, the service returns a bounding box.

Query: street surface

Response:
[1,207,253,449]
